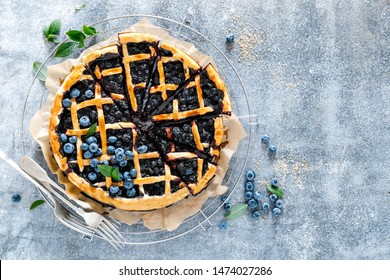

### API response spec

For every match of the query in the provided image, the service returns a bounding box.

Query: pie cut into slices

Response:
[49,32,232,211]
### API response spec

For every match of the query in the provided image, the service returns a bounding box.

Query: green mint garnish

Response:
[224,202,248,220]
[43,19,61,43]
[75,3,86,11]
[267,185,284,198]
[54,42,78,58]
[82,25,98,36]
[32,61,48,82]
[111,167,120,181]
[97,165,113,177]
[65,30,86,47]
[30,199,45,210]
[86,123,97,137]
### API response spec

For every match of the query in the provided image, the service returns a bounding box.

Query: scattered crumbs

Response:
[275,155,313,189]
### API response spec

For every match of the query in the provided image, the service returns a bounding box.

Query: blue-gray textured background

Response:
[0,0,389,259]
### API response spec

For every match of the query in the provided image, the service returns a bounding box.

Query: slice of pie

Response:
[49,32,231,211]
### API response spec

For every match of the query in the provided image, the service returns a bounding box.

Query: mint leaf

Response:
[82,25,97,36]
[66,30,86,42]
[75,3,86,11]
[224,203,248,220]
[54,42,78,58]
[32,61,48,82]
[267,185,284,198]
[48,19,61,36]
[43,26,50,38]
[111,167,120,181]
[86,123,97,137]
[30,199,45,210]
[47,34,60,44]
[98,165,113,177]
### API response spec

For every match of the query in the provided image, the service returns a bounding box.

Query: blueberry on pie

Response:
[49,32,231,211]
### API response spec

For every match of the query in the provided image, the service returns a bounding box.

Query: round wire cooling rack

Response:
[21,15,257,245]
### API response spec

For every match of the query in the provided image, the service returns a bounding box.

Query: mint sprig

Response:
[75,3,86,11]
[43,19,61,44]
[32,61,48,82]
[224,203,248,220]
[30,199,45,210]
[65,30,86,48]
[267,185,284,198]
[86,123,97,137]
[97,165,120,181]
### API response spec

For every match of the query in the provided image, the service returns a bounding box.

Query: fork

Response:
[19,156,126,249]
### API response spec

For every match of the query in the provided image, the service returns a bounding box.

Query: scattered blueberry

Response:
[248,198,258,209]
[60,133,68,142]
[270,177,278,186]
[116,152,125,161]
[88,172,97,181]
[261,134,270,144]
[81,143,89,151]
[129,168,137,178]
[70,88,81,98]
[115,147,124,155]
[262,202,270,212]
[109,185,120,196]
[63,143,75,154]
[253,191,263,201]
[245,181,255,191]
[69,136,77,144]
[95,148,103,157]
[117,173,124,181]
[245,169,256,181]
[272,207,282,217]
[269,194,278,202]
[119,159,128,167]
[86,136,97,144]
[275,199,283,209]
[108,136,117,144]
[219,220,228,230]
[123,171,132,180]
[100,160,109,166]
[268,145,277,154]
[12,194,21,203]
[224,202,232,211]
[245,191,253,200]
[89,143,99,153]
[124,179,134,189]
[84,151,93,159]
[84,89,94,98]
[221,194,228,202]
[90,158,99,168]
[125,150,134,160]
[137,145,148,154]
[79,116,91,127]
[252,210,261,219]
[126,188,137,197]
[110,156,118,165]
[62,98,72,108]
[226,33,234,43]
[107,145,115,155]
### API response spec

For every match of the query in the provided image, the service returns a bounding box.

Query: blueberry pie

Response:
[49,32,231,211]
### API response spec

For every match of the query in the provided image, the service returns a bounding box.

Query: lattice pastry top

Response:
[49,32,231,211]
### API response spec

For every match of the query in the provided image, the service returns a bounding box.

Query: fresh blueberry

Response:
[115,148,124,155]
[245,181,255,191]
[275,199,283,209]
[60,133,68,142]
[69,136,77,144]
[79,116,91,127]
[119,160,128,167]
[86,136,97,144]
[226,33,234,43]
[12,194,21,203]
[81,143,89,151]
[269,194,278,202]
[126,188,137,198]
[100,160,109,166]
[248,198,258,209]
[219,220,228,231]
[116,152,125,161]
[221,194,228,202]
[90,158,99,168]
[95,167,100,173]
[125,150,134,160]
[87,172,97,181]
[84,151,93,159]
[95,148,103,157]
[262,202,270,212]
[109,185,120,196]
[224,202,232,211]
[89,143,99,153]
[108,136,117,144]
[137,145,148,154]
[129,168,137,178]
[252,210,261,219]
[268,145,277,154]
[270,177,278,186]
[70,88,81,98]
[272,207,282,217]
[62,98,72,108]
[123,171,131,180]
[110,156,118,165]
[117,173,124,182]
[261,134,270,144]
[245,191,253,200]
[124,179,134,189]
[63,143,75,154]
[253,191,263,201]
[84,89,94,98]
[107,145,115,155]
[245,169,256,181]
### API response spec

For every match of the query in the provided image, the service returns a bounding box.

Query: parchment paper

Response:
[30,19,246,231]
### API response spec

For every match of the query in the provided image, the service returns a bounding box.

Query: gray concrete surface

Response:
[0,0,389,259]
